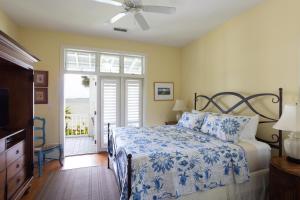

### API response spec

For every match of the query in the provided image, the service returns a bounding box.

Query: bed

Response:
[108,88,283,200]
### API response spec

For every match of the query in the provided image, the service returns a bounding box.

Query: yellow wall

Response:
[0,9,19,41]
[2,0,300,145]
[19,27,181,144]
[181,0,300,139]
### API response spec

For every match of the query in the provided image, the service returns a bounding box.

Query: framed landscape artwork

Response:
[34,70,48,87]
[154,82,174,101]
[34,88,48,104]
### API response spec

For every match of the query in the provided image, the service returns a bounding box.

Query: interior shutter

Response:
[125,79,142,127]
[101,79,120,145]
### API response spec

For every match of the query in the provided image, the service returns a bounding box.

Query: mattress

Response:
[238,139,271,172]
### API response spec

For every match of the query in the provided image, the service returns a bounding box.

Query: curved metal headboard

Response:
[194,88,283,156]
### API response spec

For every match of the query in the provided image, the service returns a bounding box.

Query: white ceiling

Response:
[0,0,263,47]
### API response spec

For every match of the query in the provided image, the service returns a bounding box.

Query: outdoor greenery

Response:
[65,106,72,120]
[65,125,89,136]
[81,76,90,87]
[65,106,89,136]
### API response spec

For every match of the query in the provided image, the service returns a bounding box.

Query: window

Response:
[101,79,120,145]
[100,54,120,73]
[125,79,142,127]
[124,56,143,75]
[65,50,96,72]
[65,49,144,76]
[63,48,145,147]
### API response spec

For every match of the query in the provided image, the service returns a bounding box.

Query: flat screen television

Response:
[0,89,9,128]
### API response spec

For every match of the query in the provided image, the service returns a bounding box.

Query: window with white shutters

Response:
[101,79,120,145]
[64,48,145,148]
[125,79,142,127]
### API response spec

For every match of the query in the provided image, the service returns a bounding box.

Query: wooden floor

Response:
[21,153,108,200]
[65,136,97,156]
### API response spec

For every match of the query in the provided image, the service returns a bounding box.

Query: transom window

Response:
[65,50,96,72]
[65,49,144,76]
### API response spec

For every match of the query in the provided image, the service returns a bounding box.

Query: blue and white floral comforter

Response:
[109,125,249,200]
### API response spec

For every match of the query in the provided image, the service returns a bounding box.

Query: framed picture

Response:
[34,88,48,104]
[34,70,48,87]
[154,82,174,101]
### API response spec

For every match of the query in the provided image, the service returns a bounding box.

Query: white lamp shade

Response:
[273,104,300,132]
[172,100,187,111]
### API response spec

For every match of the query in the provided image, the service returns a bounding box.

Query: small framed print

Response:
[34,88,48,104]
[154,82,174,101]
[34,70,48,87]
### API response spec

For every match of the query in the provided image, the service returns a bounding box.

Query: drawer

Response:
[0,139,4,153]
[7,156,25,180]
[0,170,5,187]
[0,189,4,200]
[7,169,25,199]
[6,141,24,166]
[0,152,5,172]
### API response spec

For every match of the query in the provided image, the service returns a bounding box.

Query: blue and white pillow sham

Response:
[177,112,206,131]
[201,113,251,143]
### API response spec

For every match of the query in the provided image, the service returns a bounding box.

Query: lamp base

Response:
[287,156,300,164]
[176,112,182,121]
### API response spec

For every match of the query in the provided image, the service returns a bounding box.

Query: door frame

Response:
[59,45,147,157]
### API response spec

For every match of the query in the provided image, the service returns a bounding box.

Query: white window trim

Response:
[59,45,148,154]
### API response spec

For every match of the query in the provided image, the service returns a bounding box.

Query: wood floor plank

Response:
[36,166,119,200]
[21,153,108,200]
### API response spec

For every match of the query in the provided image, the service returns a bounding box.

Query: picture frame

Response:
[34,70,48,87]
[34,88,48,104]
[154,82,174,101]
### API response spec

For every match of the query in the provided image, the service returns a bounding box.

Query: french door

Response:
[99,77,143,148]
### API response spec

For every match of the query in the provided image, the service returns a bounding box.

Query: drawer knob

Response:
[16,164,20,169]
[16,150,19,154]
[16,178,20,184]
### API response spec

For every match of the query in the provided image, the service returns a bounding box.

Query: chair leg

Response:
[59,145,63,166]
[38,151,43,177]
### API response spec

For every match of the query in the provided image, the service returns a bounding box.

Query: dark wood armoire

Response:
[0,31,39,200]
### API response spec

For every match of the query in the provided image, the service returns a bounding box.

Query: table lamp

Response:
[173,100,187,121]
[273,104,300,163]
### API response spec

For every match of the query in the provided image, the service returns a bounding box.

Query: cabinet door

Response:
[270,165,300,200]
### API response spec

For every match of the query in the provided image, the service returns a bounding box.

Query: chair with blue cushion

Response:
[34,117,63,176]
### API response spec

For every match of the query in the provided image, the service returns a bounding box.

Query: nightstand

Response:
[270,157,300,200]
[165,121,177,125]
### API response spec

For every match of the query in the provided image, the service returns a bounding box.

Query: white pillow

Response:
[239,115,259,141]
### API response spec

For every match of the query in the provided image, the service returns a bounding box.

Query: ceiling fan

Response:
[93,0,176,31]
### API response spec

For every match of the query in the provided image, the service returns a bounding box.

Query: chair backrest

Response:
[34,117,46,146]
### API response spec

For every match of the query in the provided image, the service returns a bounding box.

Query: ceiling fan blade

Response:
[142,5,176,14]
[93,0,123,7]
[134,13,150,30]
[131,0,142,6]
[109,12,128,24]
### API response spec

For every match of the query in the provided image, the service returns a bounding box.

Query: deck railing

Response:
[65,114,89,136]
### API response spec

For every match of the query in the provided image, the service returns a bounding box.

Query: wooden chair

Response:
[34,117,63,176]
